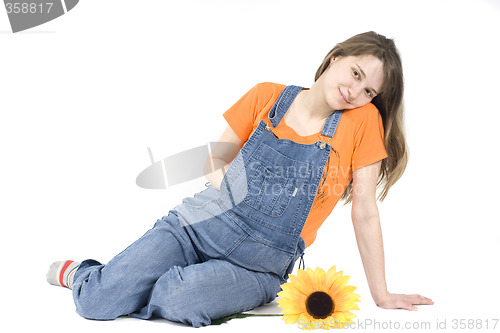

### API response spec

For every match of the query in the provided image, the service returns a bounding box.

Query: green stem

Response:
[210,313,283,325]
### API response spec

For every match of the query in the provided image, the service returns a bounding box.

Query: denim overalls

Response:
[72,85,343,327]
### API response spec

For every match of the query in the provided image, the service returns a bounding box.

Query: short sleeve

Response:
[351,104,388,171]
[222,84,261,142]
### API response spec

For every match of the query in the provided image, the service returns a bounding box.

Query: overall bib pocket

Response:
[242,142,311,218]
[244,163,298,217]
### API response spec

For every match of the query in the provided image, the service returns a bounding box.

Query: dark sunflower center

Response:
[305,291,335,319]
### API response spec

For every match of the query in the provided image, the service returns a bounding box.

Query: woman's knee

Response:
[149,261,282,327]
[72,266,150,320]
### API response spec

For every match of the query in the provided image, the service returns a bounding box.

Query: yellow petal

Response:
[341,311,358,320]
[303,268,316,285]
[289,273,304,287]
[277,299,307,314]
[331,285,357,299]
[333,291,360,305]
[335,301,360,312]
[278,290,308,303]
[296,268,310,282]
[332,311,348,326]
[298,313,316,331]
[325,270,343,291]
[329,275,351,294]
[326,265,337,276]
[293,270,313,291]
[312,267,326,290]
[280,281,309,296]
[282,313,301,324]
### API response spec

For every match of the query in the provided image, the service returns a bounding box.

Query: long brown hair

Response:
[315,31,408,202]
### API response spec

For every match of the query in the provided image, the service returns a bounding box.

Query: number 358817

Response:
[5,2,54,14]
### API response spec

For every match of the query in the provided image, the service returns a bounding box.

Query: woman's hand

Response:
[376,292,434,311]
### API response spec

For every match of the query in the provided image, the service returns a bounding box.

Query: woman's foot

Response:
[46,260,80,289]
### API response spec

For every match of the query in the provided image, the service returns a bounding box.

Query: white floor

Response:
[2,1,499,332]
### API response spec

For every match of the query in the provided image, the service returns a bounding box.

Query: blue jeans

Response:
[72,207,303,327]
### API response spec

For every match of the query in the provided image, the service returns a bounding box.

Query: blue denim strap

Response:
[268,85,303,129]
[321,110,343,138]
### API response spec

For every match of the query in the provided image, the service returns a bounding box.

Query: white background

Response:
[1,0,499,332]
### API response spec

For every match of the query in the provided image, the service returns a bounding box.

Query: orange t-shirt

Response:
[223,82,388,247]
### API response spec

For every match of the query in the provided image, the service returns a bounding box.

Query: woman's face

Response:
[322,55,385,110]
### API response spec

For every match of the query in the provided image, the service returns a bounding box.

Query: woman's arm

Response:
[351,161,433,311]
[203,125,244,191]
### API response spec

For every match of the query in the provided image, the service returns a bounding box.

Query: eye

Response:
[353,70,360,79]
[365,89,373,98]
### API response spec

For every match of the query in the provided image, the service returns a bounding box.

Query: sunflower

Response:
[277,266,360,330]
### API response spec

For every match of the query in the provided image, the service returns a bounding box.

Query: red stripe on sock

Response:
[59,260,74,288]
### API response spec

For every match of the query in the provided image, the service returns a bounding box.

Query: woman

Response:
[47,31,433,327]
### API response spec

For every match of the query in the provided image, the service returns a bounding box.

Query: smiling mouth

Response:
[339,88,350,104]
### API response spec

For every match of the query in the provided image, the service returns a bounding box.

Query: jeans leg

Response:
[72,213,200,320]
[131,259,283,327]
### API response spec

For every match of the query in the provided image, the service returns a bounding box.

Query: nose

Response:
[347,85,363,101]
